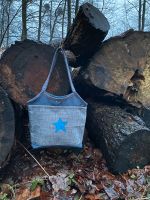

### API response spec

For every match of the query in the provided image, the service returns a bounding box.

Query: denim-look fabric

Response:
[27,48,87,149]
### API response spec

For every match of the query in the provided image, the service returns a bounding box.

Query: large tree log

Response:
[63,3,110,66]
[79,31,150,108]
[73,68,150,136]
[87,100,150,173]
[0,40,71,106]
[0,87,15,169]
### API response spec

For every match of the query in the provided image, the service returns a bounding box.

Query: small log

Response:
[0,87,15,168]
[80,31,150,108]
[87,100,150,173]
[63,3,110,66]
[0,40,71,106]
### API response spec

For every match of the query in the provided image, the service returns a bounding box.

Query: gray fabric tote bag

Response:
[27,48,87,149]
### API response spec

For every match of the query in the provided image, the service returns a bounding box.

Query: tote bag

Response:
[27,48,87,149]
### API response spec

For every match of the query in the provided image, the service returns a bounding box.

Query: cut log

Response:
[0,87,15,169]
[63,3,110,66]
[123,105,150,133]
[87,100,150,173]
[79,31,150,108]
[0,40,71,106]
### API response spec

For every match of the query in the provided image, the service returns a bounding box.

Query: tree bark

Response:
[0,87,15,169]
[0,40,71,106]
[87,100,150,173]
[63,3,110,66]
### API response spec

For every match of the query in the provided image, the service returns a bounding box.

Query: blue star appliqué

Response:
[53,118,67,133]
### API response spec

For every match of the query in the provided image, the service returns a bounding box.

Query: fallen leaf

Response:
[85,194,103,200]
[16,188,30,200]
[29,186,41,199]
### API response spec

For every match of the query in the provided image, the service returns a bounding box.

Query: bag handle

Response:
[41,47,76,93]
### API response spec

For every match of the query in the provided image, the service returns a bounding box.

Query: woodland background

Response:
[0,0,150,49]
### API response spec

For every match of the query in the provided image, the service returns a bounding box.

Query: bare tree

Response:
[21,0,27,40]
[49,0,63,43]
[138,0,142,30]
[5,0,13,47]
[0,1,21,47]
[138,0,147,31]
[67,0,71,31]
[62,0,67,38]
[75,0,79,15]
[37,0,43,41]
[0,0,5,43]
[141,0,146,31]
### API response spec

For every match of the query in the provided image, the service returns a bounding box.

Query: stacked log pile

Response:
[0,3,150,173]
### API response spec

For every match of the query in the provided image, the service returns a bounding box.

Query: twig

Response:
[17,140,51,178]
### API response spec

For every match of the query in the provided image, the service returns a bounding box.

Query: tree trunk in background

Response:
[75,0,79,16]
[62,0,67,39]
[6,2,11,47]
[37,0,43,42]
[49,1,63,43]
[67,0,71,32]
[49,1,52,41]
[21,0,27,40]
[138,0,142,30]
[49,15,58,43]
[0,0,5,44]
[141,0,146,31]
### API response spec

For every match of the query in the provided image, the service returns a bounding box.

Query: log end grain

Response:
[0,40,70,106]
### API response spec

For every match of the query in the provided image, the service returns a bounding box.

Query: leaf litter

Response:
[0,137,150,200]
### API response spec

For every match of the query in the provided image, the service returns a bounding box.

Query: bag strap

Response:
[41,47,76,93]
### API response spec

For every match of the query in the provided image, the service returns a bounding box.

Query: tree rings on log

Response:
[80,31,150,108]
[0,40,71,106]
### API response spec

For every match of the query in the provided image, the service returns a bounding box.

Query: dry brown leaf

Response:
[16,188,30,200]
[40,191,52,200]
[16,186,41,200]
[28,186,41,199]
[85,194,103,200]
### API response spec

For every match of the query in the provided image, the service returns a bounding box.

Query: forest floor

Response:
[1,134,150,200]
